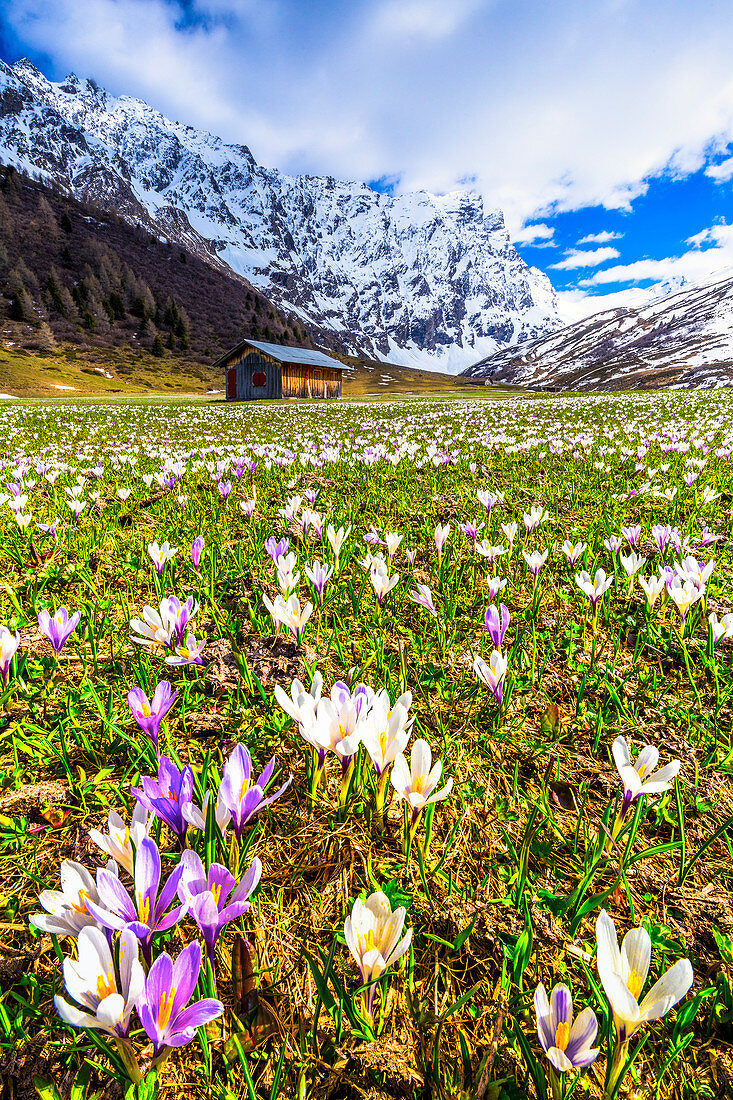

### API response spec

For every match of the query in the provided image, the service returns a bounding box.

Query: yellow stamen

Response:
[96,970,116,1000]
[239,775,251,801]
[142,703,152,717]
[167,789,178,802]
[158,987,177,1029]
[379,730,387,759]
[211,883,222,906]
[637,763,647,779]
[554,1021,570,1051]
[359,929,376,954]
[72,889,89,914]
[627,968,644,1000]
[138,894,151,925]
[413,775,426,795]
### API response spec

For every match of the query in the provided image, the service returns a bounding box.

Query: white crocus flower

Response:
[523,505,549,531]
[619,551,646,578]
[129,604,176,649]
[147,540,178,573]
[434,523,451,558]
[344,891,413,1018]
[266,593,313,642]
[501,520,518,549]
[612,735,681,818]
[88,805,150,877]
[473,650,507,704]
[384,531,403,559]
[0,625,20,686]
[370,561,399,604]
[361,690,413,776]
[523,548,549,577]
[709,611,733,644]
[54,926,144,1038]
[596,910,693,1046]
[562,540,586,566]
[326,523,351,568]
[668,577,703,621]
[638,574,666,610]
[390,739,453,826]
[30,860,117,937]
[274,673,323,728]
[576,568,614,612]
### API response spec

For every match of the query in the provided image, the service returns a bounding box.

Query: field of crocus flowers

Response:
[1,390,733,1100]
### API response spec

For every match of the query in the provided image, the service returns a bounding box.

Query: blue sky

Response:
[3,0,733,319]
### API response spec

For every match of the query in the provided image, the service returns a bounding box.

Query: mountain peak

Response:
[0,63,559,371]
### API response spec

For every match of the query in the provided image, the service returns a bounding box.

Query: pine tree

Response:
[61,211,73,233]
[46,269,66,315]
[151,334,165,358]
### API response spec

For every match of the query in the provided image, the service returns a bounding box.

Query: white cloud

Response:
[705,156,733,183]
[5,0,733,229]
[512,222,555,245]
[576,230,623,244]
[556,285,655,324]
[579,221,733,286]
[551,246,621,270]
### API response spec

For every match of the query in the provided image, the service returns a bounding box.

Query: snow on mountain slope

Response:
[0,59,560,372]
[461,274,733,390]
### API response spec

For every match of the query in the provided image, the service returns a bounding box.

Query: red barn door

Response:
[226,368,237,399]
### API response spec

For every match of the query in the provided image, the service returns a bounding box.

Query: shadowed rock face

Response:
[0,59,560,374]
[461,276,733,390]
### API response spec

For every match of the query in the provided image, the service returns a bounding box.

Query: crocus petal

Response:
[638,960,694,1023]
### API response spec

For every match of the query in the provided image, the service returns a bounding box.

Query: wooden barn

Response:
[216,339,344,401]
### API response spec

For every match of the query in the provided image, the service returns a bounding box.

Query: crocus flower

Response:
[148,541,178,574]
[534,982,599,1072]
[83,837,184,960]
[361,690,413,777]
[709,611,733,645]
[668,577,703,623]
[604,535,623,554]
[612,735,680,818]
[190,534,204,574]
[434,523,450,560]
[344,891,412,1019]
[477,489,504,513]
[326,523,351,569]
[523,549,549,577]
[639,573,666,609]
[264,593,313,642]
[576,568,614,613]
[89,804,150,876]
[619,551,646,579]
[215,743,292,840]
[274,672,323,729]
[622,525,642,548]
[276,551,300,596]
[265,536,289,562]
[408,584,437,617]
[137,941,223,1055]
[305,559,333,602]
[458,519,484,542]
[38,607,81,653]
[473,650,507,704]
[596,910,693,1050]
[484,604,510,648]
[501,520,518,549]
[562,541,586,566]
[165,632,208,666]
[130,603,176,649]
[651,524,672,553]
[486,576,507,598]
[390,739,453,828]
[131,756,202,848]
[475,540,507,562]
[55,927,144,1038]
[30,860,115,938]
[127,681,178,756]
[370,561,399,605]
[163,595,199,646]
[218,480,232,500]
[0,624,20,687]
[178,851,262,967]
[523,506,548,532]
[240,499,256,517]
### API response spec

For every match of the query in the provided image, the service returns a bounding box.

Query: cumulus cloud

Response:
[576,230,623,245]
[705,156,733,183]
[579,221,733,287]
[550,246,621,270]
[512,222,555,245]
[4,0,733,231]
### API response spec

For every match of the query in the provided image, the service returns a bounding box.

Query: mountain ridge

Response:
[0,58,560,372]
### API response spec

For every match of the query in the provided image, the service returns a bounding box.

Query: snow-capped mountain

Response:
[0,59,559,372]
[462,274,733,390]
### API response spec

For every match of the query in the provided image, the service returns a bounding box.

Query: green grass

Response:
[0,389,731,1100]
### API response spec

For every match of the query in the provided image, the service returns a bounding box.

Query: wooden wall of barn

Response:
[225,349,282,401]
[281,363,342,399]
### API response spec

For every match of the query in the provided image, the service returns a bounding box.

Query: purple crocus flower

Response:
[622,525,641,548]
[215,743,292,840]
[459,520,485,542]
[218,480,232,501]
[38,607,81,653]
[265,536,289,562]
[162,595,198,646]
[484,604,510,648]
[190,535,204,575]
[246,459,257,475]
[84,837,184,962]
[178,851,262,969]
[127,681,179,757]
[131,756,198,849]
[137,941,223,1055]
[535,983,599,1071]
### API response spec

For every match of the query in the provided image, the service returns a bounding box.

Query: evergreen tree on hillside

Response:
[151,334,165,357]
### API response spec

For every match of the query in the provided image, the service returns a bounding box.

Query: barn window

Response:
[252,371,266,387]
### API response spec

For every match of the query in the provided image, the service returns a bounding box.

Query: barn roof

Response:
[217,339,346,370]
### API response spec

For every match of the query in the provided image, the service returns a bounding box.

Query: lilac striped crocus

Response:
[127,681,178,757]
[0,625,20,688]
[535,983,599,1072]
[178,851,262,969]
[38,607,81,654]
[190,534,204,574]
[265,536,290,562]
[137,941,223,1056]
[83,837,184,962]
[484,604,510,649]
[215,743,292,840]
[131,756,205,849]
